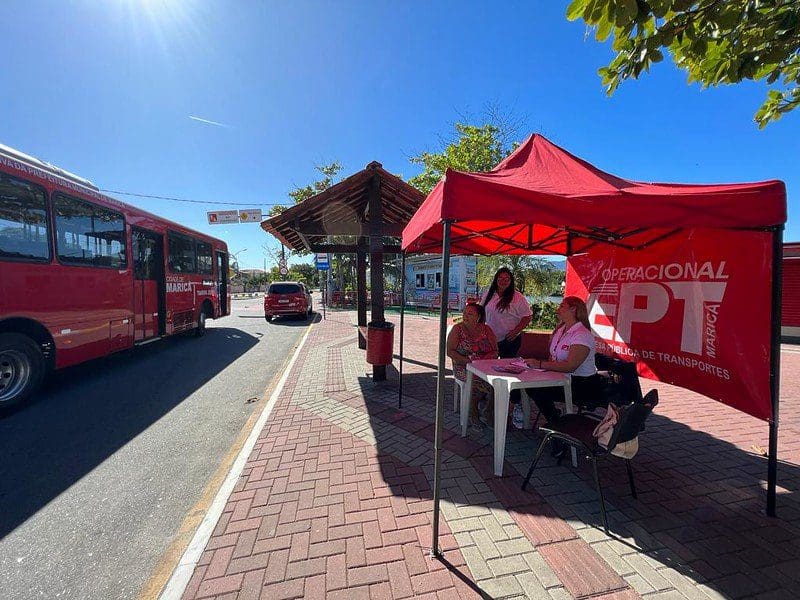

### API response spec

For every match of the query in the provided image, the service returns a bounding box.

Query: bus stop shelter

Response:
[400,134,787,555]
[261,161,423,380]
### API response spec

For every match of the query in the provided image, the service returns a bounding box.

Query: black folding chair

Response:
[521,389,659,533]
[529,355,642,430]
[594,356,643,410]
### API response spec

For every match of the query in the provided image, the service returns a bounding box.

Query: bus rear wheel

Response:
[0,333,45,410]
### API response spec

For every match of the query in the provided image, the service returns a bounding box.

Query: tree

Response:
[476,255,563,298]
[243,272,269,292]
[408,119,557,296]
[264,161,344,259]
[288,263,319,288]
[408,124,510,196]
[288,162,343,203]
[229,254,241,282]
[567,0,800,127]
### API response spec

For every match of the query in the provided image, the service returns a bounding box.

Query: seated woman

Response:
[523,296,603,427]
[446,302,498,433]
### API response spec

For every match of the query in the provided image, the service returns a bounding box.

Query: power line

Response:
[98,188,285,207]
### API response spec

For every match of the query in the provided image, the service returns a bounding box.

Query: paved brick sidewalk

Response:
[176,311,800,599]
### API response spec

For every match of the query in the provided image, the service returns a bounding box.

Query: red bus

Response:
[0,144,231,409]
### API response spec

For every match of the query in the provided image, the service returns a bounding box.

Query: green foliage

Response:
[266,161,344,259]
[477,256,564,297]
[566,0,800,127]
[525,263,566,298]
[288,263,320,287]
[261,263,319,287]
[288,162,343,204]
[408,124,512,195]
[530,300,559,330]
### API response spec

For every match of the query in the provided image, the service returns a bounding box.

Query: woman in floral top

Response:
[446,303,498,432]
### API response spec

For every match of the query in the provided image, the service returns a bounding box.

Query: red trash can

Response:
[366,321,395,365]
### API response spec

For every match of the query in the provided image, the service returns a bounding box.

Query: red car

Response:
[264,282,313,321]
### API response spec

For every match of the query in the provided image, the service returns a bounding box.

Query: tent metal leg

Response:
[399,253,406,409]
[431,221,452,558]
[768,225,783,517]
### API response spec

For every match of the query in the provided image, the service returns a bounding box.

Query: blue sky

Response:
[1,1,797,270]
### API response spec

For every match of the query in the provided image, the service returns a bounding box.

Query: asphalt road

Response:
[0,298,313,600]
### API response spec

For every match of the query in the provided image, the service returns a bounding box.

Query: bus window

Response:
[54,193,126,268]
[168,231,196,273]
[0,174,50,262]
[196,240,212,275]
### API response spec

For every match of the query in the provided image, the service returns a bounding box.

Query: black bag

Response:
[595,355,643,408]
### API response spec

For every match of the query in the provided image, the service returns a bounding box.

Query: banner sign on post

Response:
[566,229,773,421]
[238,209,262,223]
[207,210,239,224]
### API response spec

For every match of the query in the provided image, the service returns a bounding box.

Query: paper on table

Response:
[494,364,527,374]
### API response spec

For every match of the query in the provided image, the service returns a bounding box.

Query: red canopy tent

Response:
[401,134,786,556]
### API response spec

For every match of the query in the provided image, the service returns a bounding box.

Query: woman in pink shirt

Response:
[447,303,498,433]
[525,296,603,424]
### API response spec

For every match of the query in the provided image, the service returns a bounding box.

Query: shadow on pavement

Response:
[0,326,259,539]
[352,357,800,597]
[259,313,322,326]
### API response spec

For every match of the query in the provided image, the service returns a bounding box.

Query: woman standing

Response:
[525,296,602,424]
[446,303,498,433]
[481,268,532,358]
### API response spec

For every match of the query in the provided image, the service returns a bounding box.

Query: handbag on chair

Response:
[593,403,639,459]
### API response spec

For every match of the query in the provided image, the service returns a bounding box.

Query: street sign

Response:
[238,209,262,223]
[207,210,239,224]
[279,266,288,276]
[314,252,330,271]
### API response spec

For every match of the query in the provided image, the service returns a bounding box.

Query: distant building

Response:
[240,268,267,277]
[404,255,477,309]
[783,242,800,339]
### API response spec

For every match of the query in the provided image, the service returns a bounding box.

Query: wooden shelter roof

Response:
[261,161,424,252]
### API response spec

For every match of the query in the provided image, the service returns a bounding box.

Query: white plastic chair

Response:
[446,323,463,412]
[453,377,464,412]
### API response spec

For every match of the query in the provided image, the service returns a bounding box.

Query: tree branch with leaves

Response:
[568,0,800,127]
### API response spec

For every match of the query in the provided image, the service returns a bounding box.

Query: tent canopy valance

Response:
[402,134,786,255]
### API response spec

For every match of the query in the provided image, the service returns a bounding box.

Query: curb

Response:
[157,322,315,600]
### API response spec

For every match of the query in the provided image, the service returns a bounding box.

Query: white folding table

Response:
[461,358,574,476]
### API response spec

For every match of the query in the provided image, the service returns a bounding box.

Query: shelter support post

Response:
[357,237,368,349]
[369,172,386,381]
[399,252,406,409]
[431,221,452,558]
[768,225,783,517]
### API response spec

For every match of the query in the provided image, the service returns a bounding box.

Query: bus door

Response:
[216,250,228,315]
[132,228,166,340]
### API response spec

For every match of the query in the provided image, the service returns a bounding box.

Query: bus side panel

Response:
[164,273,202,332]
[47,264,133,369]
[0,260,59,335]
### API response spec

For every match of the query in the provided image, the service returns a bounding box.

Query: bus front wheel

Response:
[0,333,45,410]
